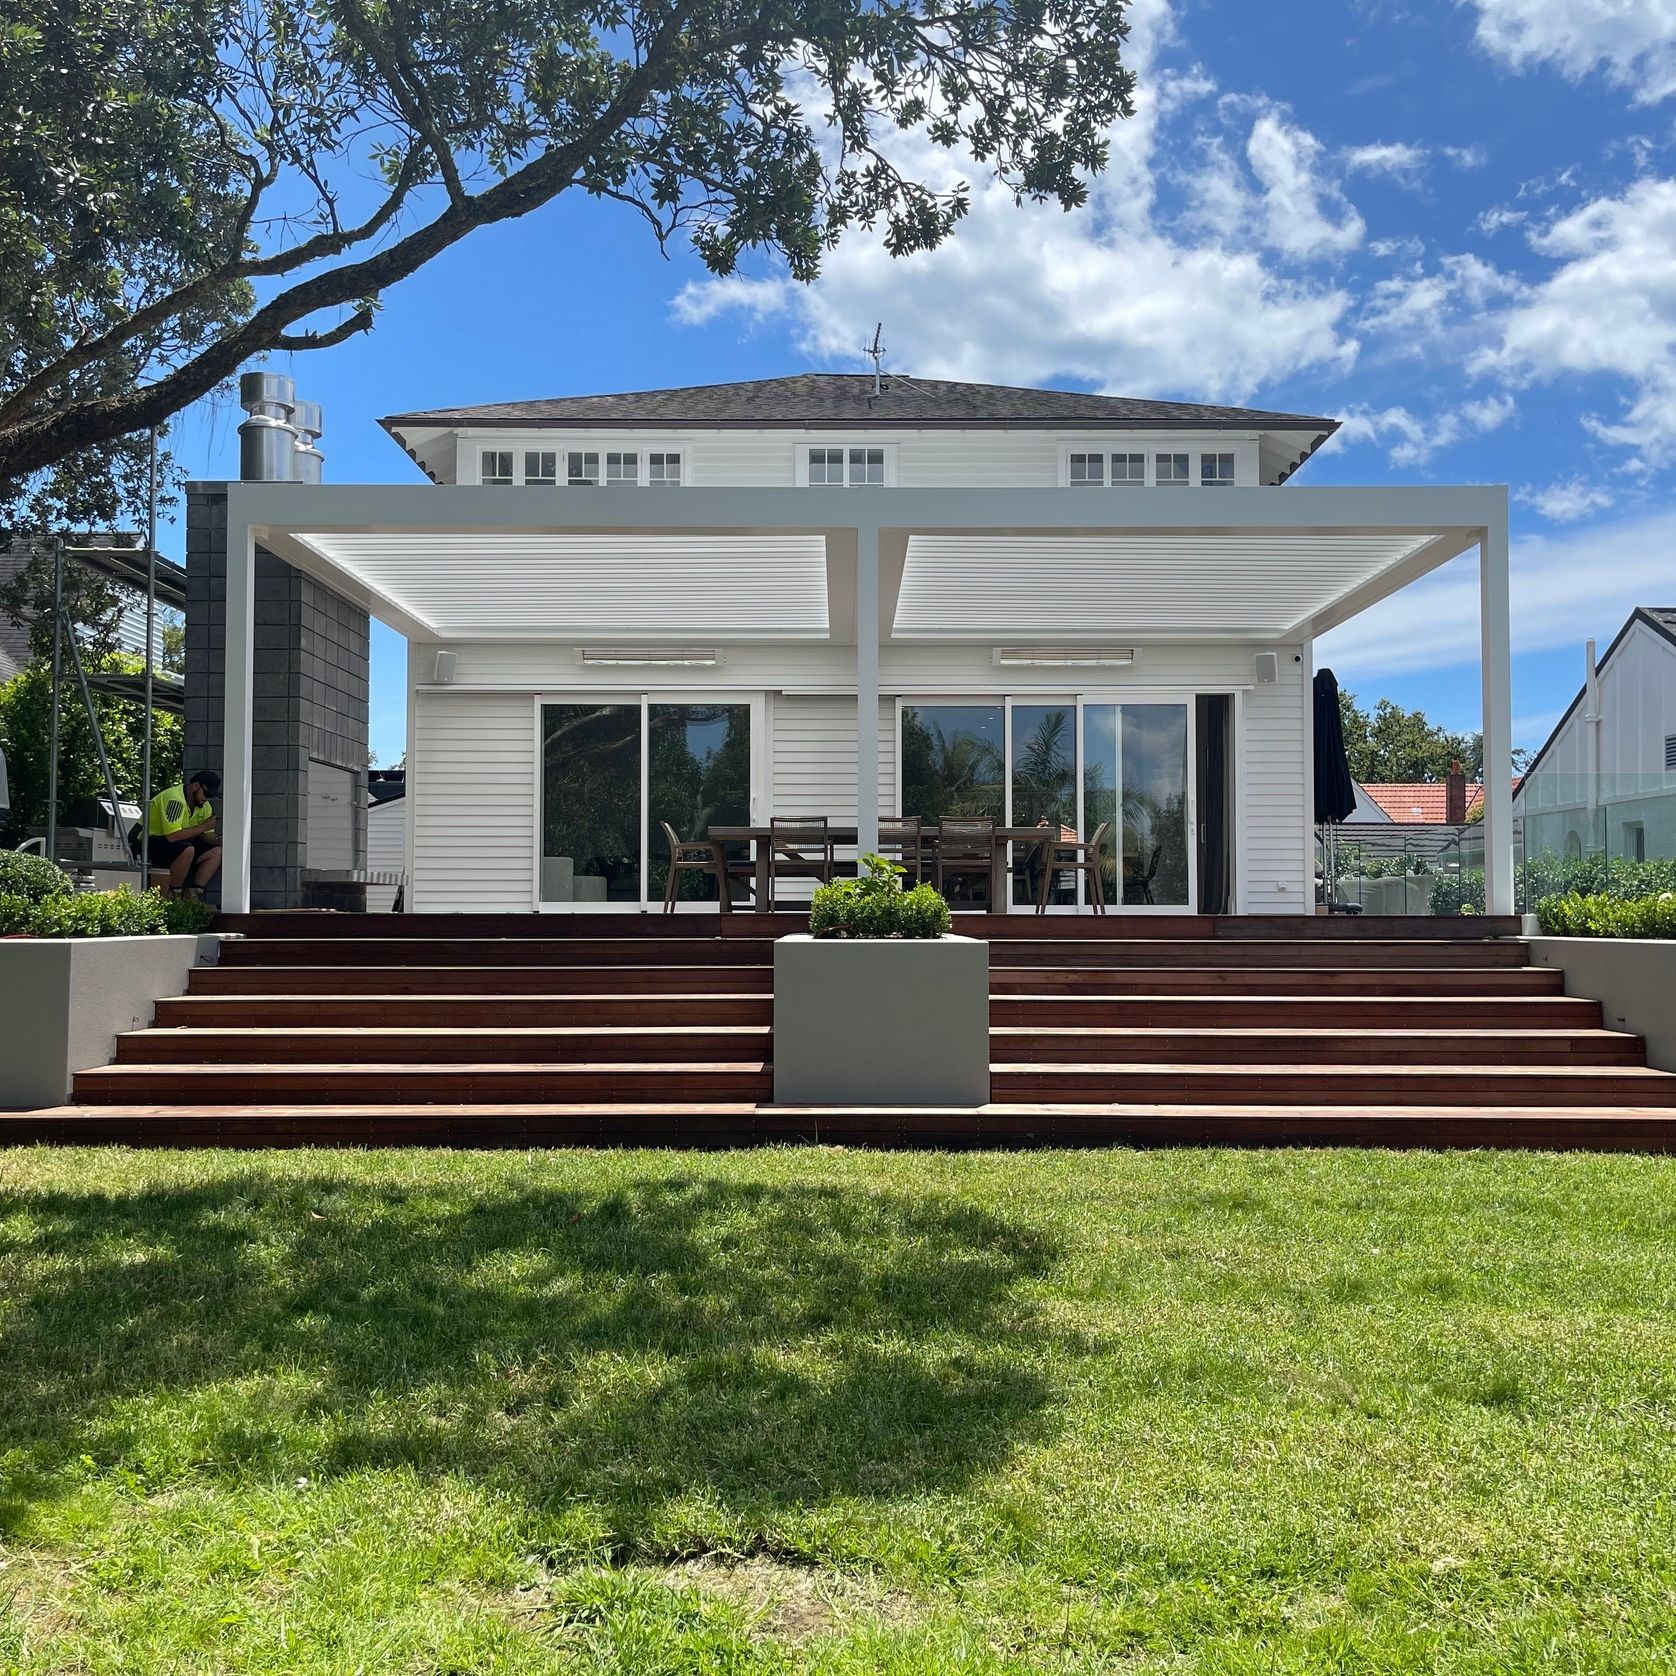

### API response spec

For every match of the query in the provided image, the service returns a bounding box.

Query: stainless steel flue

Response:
[237,371,296,482]
[290,400,324,483]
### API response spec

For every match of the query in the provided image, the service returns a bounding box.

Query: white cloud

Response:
[1518,478,1617,521]
[1319,505,1676,677]
[1466,0,1676,104]
[672,3,1364,404]
[1247,113,1367,256]
[1360,254,1520,349]
[1344,141,1430,186]
[1442,144,1489,169]
[1477,176,1676,465]
[670,275,793,327]
[1332,392,1514,466]
[1476,205,1529,234]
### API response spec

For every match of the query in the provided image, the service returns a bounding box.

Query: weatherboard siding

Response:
[407,640,1312,912]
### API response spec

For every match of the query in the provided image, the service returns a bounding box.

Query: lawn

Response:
[1,1147,1674,1673]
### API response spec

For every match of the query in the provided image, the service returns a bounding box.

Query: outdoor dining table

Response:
[707,823,1065,912]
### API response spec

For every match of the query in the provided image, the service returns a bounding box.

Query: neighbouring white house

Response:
[189,372,1515,917]
[1516,607,1676,866]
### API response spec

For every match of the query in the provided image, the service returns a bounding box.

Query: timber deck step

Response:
[987,1027,1640,1065]
[155,994,774,1027]
[991,1062,1676,1107]
[6,1101,1674,1151]
[989,994,1604,1026]
[116,1025,773,1065]
[186,964,776,995]
[73,1061,775,1104]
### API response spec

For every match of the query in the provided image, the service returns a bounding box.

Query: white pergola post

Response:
[1479,511,1514,917]
[222,520,256,914]
[855,524,880,857]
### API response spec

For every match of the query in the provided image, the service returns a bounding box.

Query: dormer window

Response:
[1156,453,1190,486]
[481,449,514,486]
[1201,452,1235,487]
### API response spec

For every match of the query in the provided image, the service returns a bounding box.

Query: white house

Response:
[1516,607,1676,865]
[200,373,1515,918]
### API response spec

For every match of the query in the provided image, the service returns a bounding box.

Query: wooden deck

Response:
[8,910,1676,1151]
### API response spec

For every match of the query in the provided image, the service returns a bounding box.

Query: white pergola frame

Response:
[221,481,1513,916]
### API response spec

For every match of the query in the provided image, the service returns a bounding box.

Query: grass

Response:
[0,1147,1674,1672]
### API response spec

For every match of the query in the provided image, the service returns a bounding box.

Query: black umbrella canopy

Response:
[1313,667,1358,825]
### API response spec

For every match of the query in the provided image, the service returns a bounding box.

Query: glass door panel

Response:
[647,703,752,904]
[900,704,1004,821]
[540,703,644,904]
[1010,703,1077,906]
[1084,703,1191,907]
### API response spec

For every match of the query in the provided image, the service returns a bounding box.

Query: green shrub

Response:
[0,892,37,934]
[1536,890,1676,938]
[28,890,168,938]
[1430,854,1676,917]
[0,850,71,904]
[809,853,952,939]
[161,896,218,935]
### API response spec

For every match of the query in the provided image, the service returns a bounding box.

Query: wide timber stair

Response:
[9,911,1676,1149]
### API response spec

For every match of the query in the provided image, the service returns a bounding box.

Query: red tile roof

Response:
[1360,780,1523,824]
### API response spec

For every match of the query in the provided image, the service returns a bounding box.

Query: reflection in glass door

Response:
[540,697,756,908]
[647,704,752,905]
[1083,703,1192,907]
[1010,703,1077,906]
[900,704,1004,821]
[540,702,643,904]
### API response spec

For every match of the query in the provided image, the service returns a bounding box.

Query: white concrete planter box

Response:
[773,933,990,1106]
[0,934,222,1108]
[1526,936,1676,1073]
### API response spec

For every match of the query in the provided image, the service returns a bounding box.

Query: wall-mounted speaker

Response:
[1254,652,1279,685]
[433,650,457,685]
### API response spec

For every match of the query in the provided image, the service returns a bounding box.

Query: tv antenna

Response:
[864,323,886,397]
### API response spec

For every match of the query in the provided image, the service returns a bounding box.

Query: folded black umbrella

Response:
[1313,667,1358,825]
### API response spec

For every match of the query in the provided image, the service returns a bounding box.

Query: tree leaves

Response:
[0,0,1136,518]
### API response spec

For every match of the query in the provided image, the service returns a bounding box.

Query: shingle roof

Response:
[381,373,1338,434]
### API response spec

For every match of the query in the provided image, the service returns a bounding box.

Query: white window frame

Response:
[531,688,765,913]
[1155,451,1192,487]
[1200,451,1236,487]
[795,441,899,487]
[464,440,688,486]
[892,689,1217,914]
[480,448,515,486]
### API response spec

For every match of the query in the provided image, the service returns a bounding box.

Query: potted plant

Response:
[773,854,990,1106]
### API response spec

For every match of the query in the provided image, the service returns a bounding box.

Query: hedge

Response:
[0,891,216,938]
[1536,891,1676,938]
[1430,855,1676,917]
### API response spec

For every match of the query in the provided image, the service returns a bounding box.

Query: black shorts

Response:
[147,834,219,869]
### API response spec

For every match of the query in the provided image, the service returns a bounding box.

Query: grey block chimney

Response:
[186,370,367,908]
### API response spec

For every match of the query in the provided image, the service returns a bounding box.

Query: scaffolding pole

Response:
[46,537,62,867]
[142,430,158,890]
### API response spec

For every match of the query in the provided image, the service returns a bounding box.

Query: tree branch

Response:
[273,306,377,350]
[0,9,698,482]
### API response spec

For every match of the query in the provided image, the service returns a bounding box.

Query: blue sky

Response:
[165,0,1676,770]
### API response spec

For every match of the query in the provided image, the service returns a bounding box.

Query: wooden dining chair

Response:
[877,815,924,884]
[935,816,997,909]
[768,816,835,901]
[1034,820,1113,915]
[660,821,745,913]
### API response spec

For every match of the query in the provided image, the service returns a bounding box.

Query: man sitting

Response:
[146,770,221,899]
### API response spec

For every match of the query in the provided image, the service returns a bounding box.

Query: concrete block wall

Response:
[184,483,370,908]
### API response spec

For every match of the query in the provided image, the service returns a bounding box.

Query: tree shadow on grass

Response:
[0,1173,1065,1550]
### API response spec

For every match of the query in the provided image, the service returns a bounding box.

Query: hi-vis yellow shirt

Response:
[147,783,211,838]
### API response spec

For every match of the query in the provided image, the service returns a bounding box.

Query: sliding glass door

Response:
[899,696,1198,912]
[539,695,758,909]
[1083,703,1192,908]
